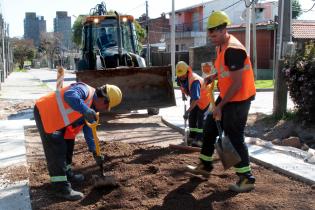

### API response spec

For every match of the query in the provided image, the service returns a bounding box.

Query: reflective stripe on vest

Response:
[214,35,256,102]
[56,89,93,126]
[35,83,95,134]
[187,72,211,110]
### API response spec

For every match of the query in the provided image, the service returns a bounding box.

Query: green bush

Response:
[284,41,315,122]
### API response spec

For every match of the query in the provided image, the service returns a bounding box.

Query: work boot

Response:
[66,169,85,183]
[186,162,213,178]
[52,181,84,201]
[229,173,255,193]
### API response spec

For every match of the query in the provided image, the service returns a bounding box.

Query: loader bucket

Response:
[76,66,176,112]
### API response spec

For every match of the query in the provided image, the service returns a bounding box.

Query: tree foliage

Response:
[72,15,87,48]
[11,38,36,69]
[292,0,302,19]
[134,20,146,44]
[284,42,315,122]
[39,32,62,68]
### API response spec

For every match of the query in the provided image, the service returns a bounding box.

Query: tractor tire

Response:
[147,108,159,115]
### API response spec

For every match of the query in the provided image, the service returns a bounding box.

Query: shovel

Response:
[214,119,241,170]
[85,113,118,188]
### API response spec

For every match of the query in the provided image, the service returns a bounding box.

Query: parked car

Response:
[24,65,31,70]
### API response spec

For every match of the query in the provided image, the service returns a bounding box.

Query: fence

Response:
[151,51,189,67]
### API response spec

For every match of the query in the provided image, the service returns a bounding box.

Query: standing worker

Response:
[189,11,256,193]
[176,61,211,147]
[34,82,122,200]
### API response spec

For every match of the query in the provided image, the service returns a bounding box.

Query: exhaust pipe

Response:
[115,11,122,66]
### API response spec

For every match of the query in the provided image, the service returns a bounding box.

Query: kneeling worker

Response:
[34,82,122,200]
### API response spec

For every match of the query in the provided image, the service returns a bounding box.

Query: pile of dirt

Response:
[24,114,315,210]
[0,99,34,120]
[246,113,315,149]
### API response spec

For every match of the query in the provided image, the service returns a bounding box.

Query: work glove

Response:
[182,93,187,101]
[93,151,104,165]
[83,108,97,123]
[183,111,189,120]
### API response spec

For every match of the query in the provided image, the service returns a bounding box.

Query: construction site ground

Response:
[0,71,315,210]
[0,107,314,209]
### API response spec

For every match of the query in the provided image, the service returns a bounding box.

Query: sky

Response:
[1,0,315,38]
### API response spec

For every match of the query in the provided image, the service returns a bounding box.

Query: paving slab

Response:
[0,120,35,210]
[246,137,315,185]
[0,179,32,210]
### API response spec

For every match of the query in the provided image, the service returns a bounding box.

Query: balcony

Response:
[165,31,206,39]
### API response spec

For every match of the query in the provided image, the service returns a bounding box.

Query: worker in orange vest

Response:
[189,11,256,193]
[176,61,211,147]
[34,82,122,200]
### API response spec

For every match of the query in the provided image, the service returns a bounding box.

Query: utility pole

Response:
[251,0,257,80]
[2,21,6,82]
[171,0,175,82]
[145,0,150,66]
[245,0,251,53]
[273,0,291,118]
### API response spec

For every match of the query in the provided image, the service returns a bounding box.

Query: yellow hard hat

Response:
[207,11,231,30]
[105,84,122,110]
[176,61,189,77]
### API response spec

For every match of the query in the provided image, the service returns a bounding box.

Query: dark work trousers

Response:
[201,99,251,170]
[34,105,74,183]
[188,104,208,141]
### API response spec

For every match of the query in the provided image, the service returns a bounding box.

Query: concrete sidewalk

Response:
[0,70,314,210]
[0,72,50,210]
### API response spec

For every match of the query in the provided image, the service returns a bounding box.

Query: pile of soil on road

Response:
[24,114,315,210]
[0,99,34,120]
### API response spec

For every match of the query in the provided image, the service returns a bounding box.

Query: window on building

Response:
[181,44,186,51]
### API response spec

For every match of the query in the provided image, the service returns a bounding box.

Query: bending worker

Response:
[34,82,122,200]
[176,61,211,147]
[189,11,256,193]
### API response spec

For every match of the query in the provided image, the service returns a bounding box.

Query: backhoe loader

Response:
[76,2,175,114]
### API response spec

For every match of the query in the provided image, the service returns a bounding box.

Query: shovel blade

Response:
[215,136,241,170]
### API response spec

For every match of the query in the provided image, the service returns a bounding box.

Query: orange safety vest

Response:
[214,35,256,102]
[180,71,211,110]
[64,124,84,139]
[35,83,95,134]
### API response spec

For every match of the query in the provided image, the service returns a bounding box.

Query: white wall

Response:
[202,0,278,30]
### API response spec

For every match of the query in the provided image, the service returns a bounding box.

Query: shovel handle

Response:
[85,113,101,156]
[215,120,223,140]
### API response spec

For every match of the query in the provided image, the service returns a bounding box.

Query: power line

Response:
[304,2,315,13]
[222,0,243,11]
[125,3,145,14]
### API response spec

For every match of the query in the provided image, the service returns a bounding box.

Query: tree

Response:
[134,20,146,51]
[292,0,302,19]
[11,38,36,69]
[72,15,87,48]
[39,32,62,68]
